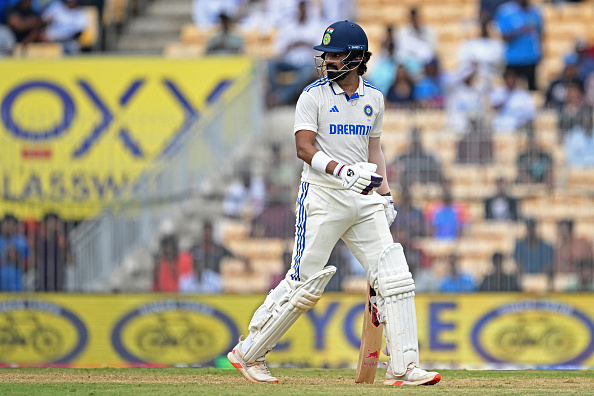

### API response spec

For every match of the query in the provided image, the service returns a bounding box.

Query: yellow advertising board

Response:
[0,293,593,368]
[0,57,254,220]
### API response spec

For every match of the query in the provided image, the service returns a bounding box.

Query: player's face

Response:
[324,52,349,81]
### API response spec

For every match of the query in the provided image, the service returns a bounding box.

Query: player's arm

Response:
[368,137,390,196]
[294,130,382,195]
[295,130,340,174]
[294,92,340,174]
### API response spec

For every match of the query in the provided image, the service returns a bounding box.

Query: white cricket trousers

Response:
[287,181,394,288]
[247,181,395,337]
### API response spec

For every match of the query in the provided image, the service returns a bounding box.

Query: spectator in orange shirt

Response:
[153,233,193,293]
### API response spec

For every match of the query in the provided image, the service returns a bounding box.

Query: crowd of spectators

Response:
[5,0,594,132]
[382,188,593,294]
[188,0,594,221]
[0,0,95,55]
[3,0,594,295]
[211,0,594,173]
[152,220,252,294]
[0,212,74,292]
[381,147,592,294]
[145,121,594,294]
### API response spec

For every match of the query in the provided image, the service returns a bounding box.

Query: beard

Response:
[326,67,348,81]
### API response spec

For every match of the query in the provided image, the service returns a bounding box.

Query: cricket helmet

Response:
[314,20,368,53]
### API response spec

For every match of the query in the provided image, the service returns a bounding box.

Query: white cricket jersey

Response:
[294,75,385,189]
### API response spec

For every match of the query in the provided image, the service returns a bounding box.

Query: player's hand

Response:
[382,194,397,226]
[336,162,383,195]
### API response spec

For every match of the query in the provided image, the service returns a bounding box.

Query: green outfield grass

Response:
[1,367,593,396]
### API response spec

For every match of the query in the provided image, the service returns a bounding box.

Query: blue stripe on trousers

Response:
[291,182,309,281]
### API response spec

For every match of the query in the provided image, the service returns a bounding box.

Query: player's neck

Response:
[335,72,360,98]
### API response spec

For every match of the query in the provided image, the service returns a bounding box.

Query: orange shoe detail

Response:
[423,373,441,385]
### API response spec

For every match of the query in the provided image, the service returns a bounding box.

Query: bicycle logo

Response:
[111,301,239,366]
[0,313,63,359]
[472,301,594,366]
[135,313,213,359]
[495,315,574,358]
[0,300,88,364]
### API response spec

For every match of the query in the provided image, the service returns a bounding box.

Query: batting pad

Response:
[377,244,419,376]
[243,266,337,364]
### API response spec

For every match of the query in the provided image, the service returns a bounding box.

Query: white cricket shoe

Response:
[227,338,278,384]
[383,362,441,386]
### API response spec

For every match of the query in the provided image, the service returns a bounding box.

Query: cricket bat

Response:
[354,283,383,384]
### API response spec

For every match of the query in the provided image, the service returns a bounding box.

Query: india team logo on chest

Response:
[364,104,373,117]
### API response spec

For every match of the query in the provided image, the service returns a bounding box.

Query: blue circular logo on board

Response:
[363,104,373,117]
[472,301,594,366]
[0,300,88,364]
[1,81,75,140]
[111,300,239,366]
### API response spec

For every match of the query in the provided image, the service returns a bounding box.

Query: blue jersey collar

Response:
[330,76,365,101]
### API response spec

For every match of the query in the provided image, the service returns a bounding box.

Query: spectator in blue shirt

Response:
[513,218,554,277]
[0,0,14,22]
[495,0,543,90]
[0,214,29,270]
[367,25,397,95]
[574,39,594,84]
[414,58,444,108]
[0,245,23,291]
[430,192,464,240]
[439,253,477,293]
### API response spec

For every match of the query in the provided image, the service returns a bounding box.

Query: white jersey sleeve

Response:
[294,91,319,134]
[370,95,384,138]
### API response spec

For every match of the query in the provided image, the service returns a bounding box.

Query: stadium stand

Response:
[4,0,594,296]
[115,0,192,53]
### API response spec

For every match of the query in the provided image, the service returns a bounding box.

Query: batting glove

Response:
[382,194,397,226]
[335,162,383,195]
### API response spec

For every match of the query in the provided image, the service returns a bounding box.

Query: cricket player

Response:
[228,20,441,386]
